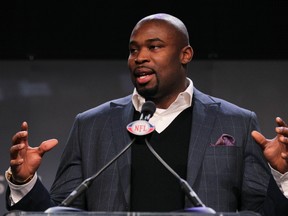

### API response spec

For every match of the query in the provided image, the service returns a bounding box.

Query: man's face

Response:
[128,21,187,106]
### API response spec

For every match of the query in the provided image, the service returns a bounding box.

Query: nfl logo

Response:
[127,120,155,136]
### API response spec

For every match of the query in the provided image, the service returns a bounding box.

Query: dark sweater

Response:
[131,107,192,212]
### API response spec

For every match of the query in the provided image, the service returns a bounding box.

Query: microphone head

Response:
[141,101,156,118]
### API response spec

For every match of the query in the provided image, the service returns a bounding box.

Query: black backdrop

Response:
[1,1,288,60]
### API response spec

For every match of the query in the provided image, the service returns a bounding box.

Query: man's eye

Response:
[129,48,137,54]
[150,45,162,50]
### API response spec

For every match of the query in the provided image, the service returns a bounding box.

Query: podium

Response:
[3,211,261,216]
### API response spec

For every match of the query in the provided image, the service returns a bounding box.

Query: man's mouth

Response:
[134,67,154,84]
[137,73,150,78]
[136,72,154,84]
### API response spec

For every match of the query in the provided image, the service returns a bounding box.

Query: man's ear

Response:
[181,45,193,64]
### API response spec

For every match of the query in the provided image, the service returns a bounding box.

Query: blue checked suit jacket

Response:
[6,88,288,215]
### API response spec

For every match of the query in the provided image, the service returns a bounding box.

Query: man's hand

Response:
[9,121,58,183]
[252,117,288,174]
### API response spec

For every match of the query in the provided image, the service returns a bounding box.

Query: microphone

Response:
[139,100,156,121]
[45,101,156,213]
[144,138,216,214]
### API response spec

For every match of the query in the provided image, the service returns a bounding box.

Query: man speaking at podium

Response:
[4,13,288,216]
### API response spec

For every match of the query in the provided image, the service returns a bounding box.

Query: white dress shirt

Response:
[132,78,193,133]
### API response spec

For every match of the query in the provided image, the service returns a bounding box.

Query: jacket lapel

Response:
[109,96,134,206]
[186,88,220,191]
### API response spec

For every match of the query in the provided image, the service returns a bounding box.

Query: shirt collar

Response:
[132,78,194,112]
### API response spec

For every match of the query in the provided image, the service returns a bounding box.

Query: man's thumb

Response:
[251,131,267,148]
[39,139,58,155]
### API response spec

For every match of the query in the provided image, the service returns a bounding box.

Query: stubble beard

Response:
[137,84,159,100]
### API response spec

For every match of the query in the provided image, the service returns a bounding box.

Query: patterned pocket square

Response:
[211,134,235,146]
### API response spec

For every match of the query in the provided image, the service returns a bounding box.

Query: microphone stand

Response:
[144,138,216,214]
[46,101,157,213]
[45,138,136,213]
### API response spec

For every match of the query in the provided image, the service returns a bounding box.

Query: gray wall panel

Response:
[0,60,287,214]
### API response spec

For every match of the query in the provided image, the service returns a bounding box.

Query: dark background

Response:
[1,1,288,60]
[1,1,288,215]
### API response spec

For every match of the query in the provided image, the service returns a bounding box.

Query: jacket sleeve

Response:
[261,176,288,216]
[6,178,55,212]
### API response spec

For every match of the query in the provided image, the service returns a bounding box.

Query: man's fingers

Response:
[11,121,29,145]
[20,121,28,131]
[275,117,288,144]
[251,130,267,149]
[10,158,24,166]
[10,143,26,159]
[38,139,58,156]
[276,117,288,127]
[12,131,28,144]
[281,152,288,160]
[276,126,288,137]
